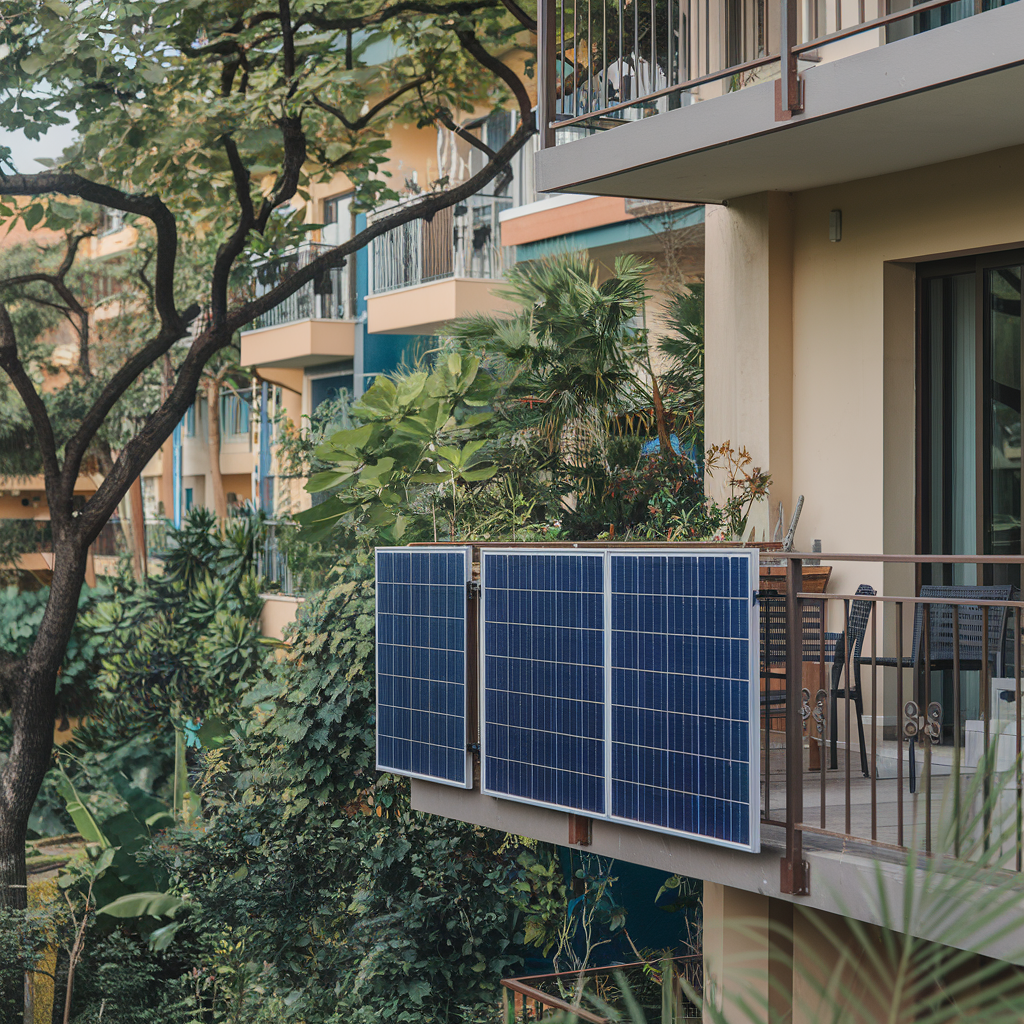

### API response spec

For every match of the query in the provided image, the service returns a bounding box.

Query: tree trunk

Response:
[0,542,89,911]
[648,357,673,456]
[206,379,227,520]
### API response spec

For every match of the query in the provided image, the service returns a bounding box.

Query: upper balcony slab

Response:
[536,3,1024,203]
[366,277,518,336]
[239,318,356,370]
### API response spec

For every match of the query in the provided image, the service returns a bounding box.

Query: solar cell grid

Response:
[481,551,607,815]
[609,551,759,850]
[375,547,472,788]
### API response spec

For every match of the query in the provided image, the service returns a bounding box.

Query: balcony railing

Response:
[538,0,1016,143]
[763,550,1024,894]
[367,194,512,296]
[251,243,351,330]
[256,521,337,597]
[1,518,133,563]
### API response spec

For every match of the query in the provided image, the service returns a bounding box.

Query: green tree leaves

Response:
[296,353,498,541]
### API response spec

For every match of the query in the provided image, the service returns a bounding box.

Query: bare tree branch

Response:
[2,231,95,374]
[278,0,296,82]
[226,121,535,334]
[212,134,257,322]
[311,74,430,133]
[304,0,503,32]
[0,173,182,336]
[456,29,534,115]
[253,116,307,234]
[498,0,537,30]
[434,106,498,160]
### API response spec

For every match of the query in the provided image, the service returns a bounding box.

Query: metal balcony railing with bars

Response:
[251,243,351,330]
[367,194,512,296]
[257,522,295,595]
[759,551,1024,896]
[501,956,703,1022]
[537,0,1017,144]
[1,518,135,562]
[256,521,338,597]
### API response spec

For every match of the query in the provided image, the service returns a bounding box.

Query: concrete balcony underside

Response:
[239,318,356,369]
[366,277,517,336]
[412,774,1024,963]
[535,3,1024,203]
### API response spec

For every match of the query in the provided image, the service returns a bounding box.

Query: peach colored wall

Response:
[707,144,1024,562]
[367,277,519,335]
[702,882,795,1024]
[239,319,356,368]
[706,144,1024,726]
[791,144,1024,567]
[705,192,793,543]
[501,197,628,246]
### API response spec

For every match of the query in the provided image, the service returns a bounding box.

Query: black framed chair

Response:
[828,584,877,778]
[853,584,1014,790]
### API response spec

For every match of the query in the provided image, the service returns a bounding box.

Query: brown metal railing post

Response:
[952,606,961,857]
[1016,606,1021,872]
[983,604,992,849]
[781,557,809,895]
[538,0,557,147]
[776,0,803,119]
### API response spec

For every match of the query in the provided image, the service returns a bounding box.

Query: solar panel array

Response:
[375,547,472,788]
[480,551,607,815]
[609,552,757,849]
[374,545,760,851]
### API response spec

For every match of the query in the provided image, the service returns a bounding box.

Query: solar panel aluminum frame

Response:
[479,547,608,817]
[607,548,761,854]
[375,545,474,789]
[479,546,761,853]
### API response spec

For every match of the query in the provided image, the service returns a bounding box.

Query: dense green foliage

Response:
[4,259,717,1021]
[303,255,747,545]
[82,508,267,734]
[0,581,109,718]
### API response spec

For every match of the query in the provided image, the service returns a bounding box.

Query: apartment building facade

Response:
[241,110,706,532]
[388,1,1024,1020]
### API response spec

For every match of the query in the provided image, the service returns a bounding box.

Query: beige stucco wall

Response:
[706,143,1024,727]
[707,143,1024,573]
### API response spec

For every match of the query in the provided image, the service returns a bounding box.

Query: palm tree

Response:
[656,283,704,454]
[450,252,653,469]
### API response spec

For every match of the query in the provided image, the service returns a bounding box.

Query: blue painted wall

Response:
[355,211,421,379]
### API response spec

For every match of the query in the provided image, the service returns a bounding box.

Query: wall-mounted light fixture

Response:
[829,209,842,242]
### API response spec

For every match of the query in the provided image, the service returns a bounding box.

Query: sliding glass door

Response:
[919,252,1024,589]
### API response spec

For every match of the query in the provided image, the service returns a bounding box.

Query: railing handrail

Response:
[507,953,702,984]
[800,592,1024,609]
[772,551,1024,564]
[500,979,610,1024]
[544,0,999,135]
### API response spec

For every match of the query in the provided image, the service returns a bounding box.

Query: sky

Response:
[0,121,78,173]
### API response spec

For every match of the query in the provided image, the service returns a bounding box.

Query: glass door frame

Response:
[915,248,1024,586]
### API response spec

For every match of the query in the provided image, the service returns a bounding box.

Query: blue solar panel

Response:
[609,551,759,850]
[375,547,472,788]
[481,550,606,814]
